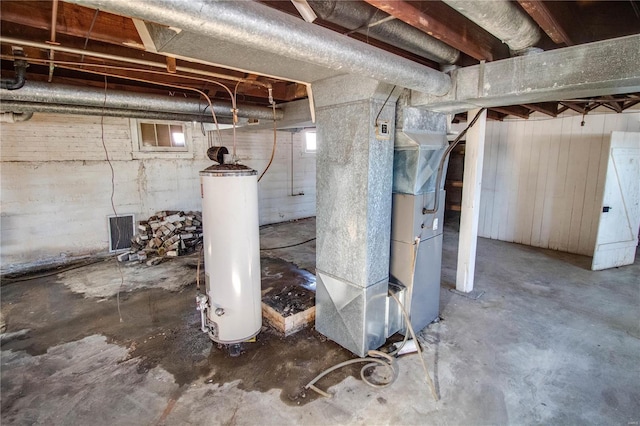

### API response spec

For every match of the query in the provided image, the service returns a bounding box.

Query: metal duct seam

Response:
[0,101,239,124]
[309,0,460,64]
[441,0,540,52]
[0,81,282,120]
[68,0,451,96]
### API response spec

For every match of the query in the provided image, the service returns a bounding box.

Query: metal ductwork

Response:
[441,0,541,52]
[0,54,28,90]
[68,0,451,96]
[308,0,460,65]
[0,81,282,121]
[0,101,240,125]
[0,111,33,123]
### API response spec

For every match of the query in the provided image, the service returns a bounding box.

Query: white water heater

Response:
[197,164,262,345]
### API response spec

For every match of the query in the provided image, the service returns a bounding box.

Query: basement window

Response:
[136,120,189,152]
[138,121,186,151]
[305,130,317,153]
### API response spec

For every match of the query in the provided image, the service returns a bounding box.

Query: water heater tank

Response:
[199,164,262,344]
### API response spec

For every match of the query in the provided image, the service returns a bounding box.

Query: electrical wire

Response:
[0,40,272,90]
[58,64,229,149]
[99,76,125,323]
[305,292,438,401]
[305,350,398,398]
[424,108,486,215]
[80,8,100,62]
[4,56,237,152]
[260,237,316,251]
[0,258,105,285]
[1,56,237,102]
[390,291,439,402]
[374,85,397,126]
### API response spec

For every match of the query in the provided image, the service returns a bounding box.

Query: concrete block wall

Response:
[0,113,315,272]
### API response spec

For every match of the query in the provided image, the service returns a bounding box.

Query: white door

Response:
[591,131,640,271]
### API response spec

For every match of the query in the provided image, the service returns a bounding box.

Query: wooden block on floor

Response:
[261,282,315,336]
[262,302,315,337]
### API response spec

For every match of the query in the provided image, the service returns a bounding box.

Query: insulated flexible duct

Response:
[0,81,281,120]
[68,0,451,96]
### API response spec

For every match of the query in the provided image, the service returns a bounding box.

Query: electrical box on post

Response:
[376,120,390,140]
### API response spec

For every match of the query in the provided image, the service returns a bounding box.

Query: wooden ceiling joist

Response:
[622,100,640,111]
[602,95,623,113]
[362,0,498,61]
[517,0,574,45]
[523,102,558,117]
[560,101,587,114]
[1,1,144,49]
[489,105,531,120]
[487,110,507,121]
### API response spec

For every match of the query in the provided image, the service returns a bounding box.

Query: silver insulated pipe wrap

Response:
[68,0,452,96]
[0,101,238,124]
[441,0,541,52]
[309,0,460,64]
[0,81,282,120]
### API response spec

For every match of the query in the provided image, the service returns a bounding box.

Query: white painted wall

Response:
[455,110,640,256]
[0,113,315,272]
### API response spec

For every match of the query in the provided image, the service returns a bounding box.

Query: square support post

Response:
[456,108,487,292]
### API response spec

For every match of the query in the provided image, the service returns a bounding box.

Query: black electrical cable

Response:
[423,108,486,215]
[374,85,397,126]
[99,75,125,323]
[260,237,316,251]
[0,258,106,286]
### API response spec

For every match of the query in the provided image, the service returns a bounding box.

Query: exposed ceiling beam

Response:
[560,101,587,114]
[0,1,144,49]
[412,34,640,113]
[490,105,531,119]
[622,100,640,111]
[487,110,507,121]
[602,95,623,113]
[523,102,558,117]
[453,110,507,122]
[517,0,574,45]
[362,0,497,61]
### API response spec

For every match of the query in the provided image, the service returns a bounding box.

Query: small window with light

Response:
[138,121,188,152]
[305,130,317,153]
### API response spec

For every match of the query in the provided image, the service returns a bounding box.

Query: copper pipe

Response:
[0,36,273,89]
[47,0,59,82]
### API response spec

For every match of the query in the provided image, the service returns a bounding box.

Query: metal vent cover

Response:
[108,214,135,252]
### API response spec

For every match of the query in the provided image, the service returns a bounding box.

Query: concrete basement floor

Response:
[1,217,639,425]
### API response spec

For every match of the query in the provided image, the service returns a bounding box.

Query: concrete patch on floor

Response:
[0,335,178,425]
[0,271,359,406]
[55,255,201,298]
[0,330,448,425]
